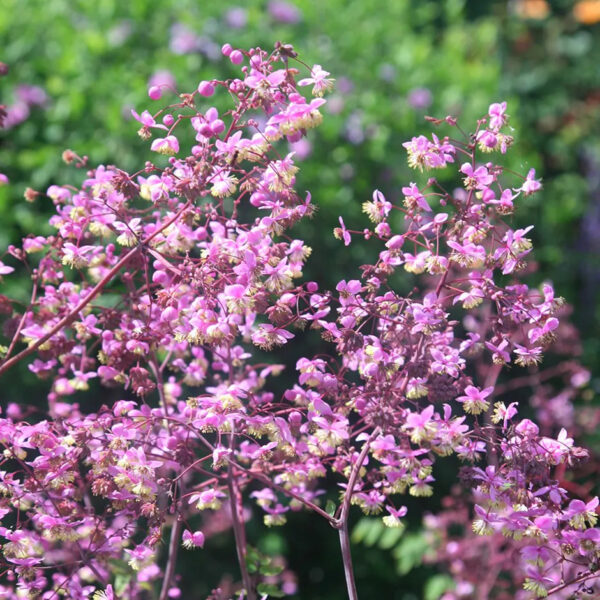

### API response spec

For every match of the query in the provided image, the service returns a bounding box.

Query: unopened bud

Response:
[197,81,215,97]
[0,62,9,76]
[199,124,213,137]
[229,50,244,65]
[211,119,225,135]
[24,187,38,203]
[62,149,76,164]
[148,86,162,100]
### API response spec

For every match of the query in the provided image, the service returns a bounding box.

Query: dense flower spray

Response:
[0,43,597,600]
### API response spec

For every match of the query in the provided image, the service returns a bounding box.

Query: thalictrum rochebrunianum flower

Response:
[0,42,596,600]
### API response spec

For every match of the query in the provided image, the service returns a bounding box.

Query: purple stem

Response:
[159,516,183,600]
[338,519,359,600]
[227,455,255,600]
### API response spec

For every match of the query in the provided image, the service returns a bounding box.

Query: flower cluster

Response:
[0,44,597,600]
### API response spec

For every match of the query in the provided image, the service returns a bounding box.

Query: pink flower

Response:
[488,101,508,130]
[456,385,494,415]
[244,69,287,92]
[298,65,334,96]
[182,530,205,549]
[131,109,167,130]
[517,168,542,195]
[0,260,14,275]
[334,216,351,246]
[402,182,431,212]
[150,135,179,155]
[460,163,494,190]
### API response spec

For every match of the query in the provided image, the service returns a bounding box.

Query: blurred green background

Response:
[2,0,600,598]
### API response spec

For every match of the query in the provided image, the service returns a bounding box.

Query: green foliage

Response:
[257,583,286,598]
[424,574,455,600]
[352,517,429,576]
[246,545,285,597]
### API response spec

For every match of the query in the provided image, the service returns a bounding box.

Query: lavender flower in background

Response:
[15,84,47,107]
[168,22,220,60]
[268,1,302,24]
[225,7,248,29]
[379,63,396,82]
[169,23,202,54]
[2,103,30,129]
[337,76,354,94]
[345,111,364,145]
[198,37,221,61]
[326,96,344,115]
[407,87,433,110]
[2,84,47,129]
[290,138,312,160]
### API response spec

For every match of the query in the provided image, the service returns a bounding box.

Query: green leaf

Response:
[246,546,261,573]
[114,573,131,596]
[378,525,405,550]
[392,532,429,575]
[259,562,284,576]
[256,583,285,597]
[352,517,374,544]
[424,575,455,600]
[325,499,337,516]
[363,519,385,547]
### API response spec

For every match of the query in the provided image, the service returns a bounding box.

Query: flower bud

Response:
[24,187,38,203]
[199,124,213,137]
[148,85,162,100]
[211,119,225,135]
[229,50,244,65]
[62,149,76,164]
[197,81,215,97]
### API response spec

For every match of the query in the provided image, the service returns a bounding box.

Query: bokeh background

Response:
[1,0,600,598]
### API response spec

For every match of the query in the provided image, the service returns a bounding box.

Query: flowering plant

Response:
[0,43,598,600]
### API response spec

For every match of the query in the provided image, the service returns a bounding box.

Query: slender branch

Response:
[248,468,337,526]
[158,515,183,600]
[338,520,359,600]
[0,441,107,585]
[195,432,337,525]
[547,570,597,597]
[149,350,171,434]
[493,361,577,396]
[334,427,380,600]
[0,246,141,377]
[0,200,191,378]
[337,427,380,525]
[483,362,503,468]
[227,463,255,600]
